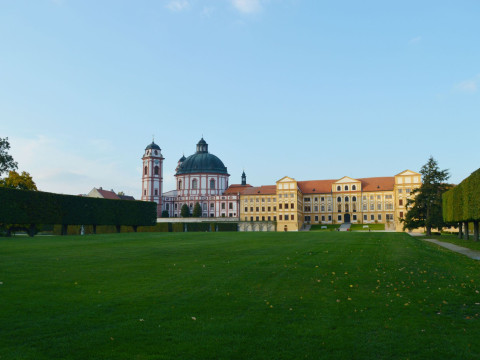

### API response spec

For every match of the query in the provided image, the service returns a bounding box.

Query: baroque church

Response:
[141,138,250,218]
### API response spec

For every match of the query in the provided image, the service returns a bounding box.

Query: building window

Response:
[378,214,382,221]
[178,180,182,190]
[345,204,349,212]
[363,204,367,211]
[256,216,259,221]
[279,215,283,220]
[250,207,253,212]
[364,214,367,221]
[406,188,411,194]
[352,185,356,191]
[386,195,393,199]
[250,216,253,221]
[245,207,248,212]
[321,197,325,202]
[144,190,146,196]
[314,215,318,222]
[285,215,289,220]
[291,215,295,220]
[285,203,289,209]
[377,204,382,210]
[398,189,403,194]
[370,204,374,210]
[338,205,342,212]
[262,207,265,212]
[328,215,332,221]
[304,198,311,202]
[279,204,283,209]
[268,207,271,212]
[314,206,319,212]
[370,214,374,220]
[337,186,341,191]
[400,211,404,218]
[345,185,349,191]
[268,216,271,221]
[337,196,342,202]
[262,216,265,221]
[274,216,277,221]
[321,215,325,221]
[273,206,277,211]
[345,196,349,202]
[221,203,225,210]
[192,179,198,189]
[338,215,342,221]
[211,203,214,208]
[174,203,177,210]
[256,207,259,212]
[210,179,215,189]
[291,204,295,210]
[399,199,403,206]
[229,203,233,210]
[155,189,158,195]
[305,216,311,222]
[304,206,311,212]
[262,198,265,203]
[352,196,356,202]
[154,166,159,175]
[314,197,318,202]
[353,214,357,221]
[166,204,169,210]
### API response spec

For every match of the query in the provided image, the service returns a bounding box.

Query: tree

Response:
[192,202,202,217]
[402,157,450,236]
[161,210,169,218]
[0,171,37,191]
[180,204,190,218]
[0,137,18,177]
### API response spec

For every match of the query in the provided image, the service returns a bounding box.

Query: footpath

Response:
[409,233,480,261]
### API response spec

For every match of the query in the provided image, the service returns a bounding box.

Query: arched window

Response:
[154,166,159,175]
[352,196,357,202]
[178,180,182,190]
[345,196,349,202]
[345,185,349,191]
[352,185,357,191]
[337,196,342,202]
[144,166,148,175]
[192,179,198,189]
[210,179,216,189]
[338,205,342,212]
[345,204,349,212]
[154,150,158,155]
[337,185,341,191]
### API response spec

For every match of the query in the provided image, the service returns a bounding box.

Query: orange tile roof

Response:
[223,184,253,195]
[359,177,395,192]
[242,185,277,195]
[298,180,336,193]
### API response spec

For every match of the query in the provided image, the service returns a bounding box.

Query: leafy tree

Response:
[192,202,202,217]
[180,204,190,218]
[0,137,18,177]
[0,171,37,191]
[161,210,169,218]
[402,157,450,235]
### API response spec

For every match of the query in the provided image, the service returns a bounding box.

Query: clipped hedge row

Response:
[443,168,480,222]
[0,187,157,230]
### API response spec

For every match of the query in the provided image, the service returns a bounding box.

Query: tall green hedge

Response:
[443,168,480,222]
[0,187,157,228]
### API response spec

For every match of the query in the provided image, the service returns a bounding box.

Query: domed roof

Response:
[145,141,161,151]
[176,138,228,175]
[178,155,186,162]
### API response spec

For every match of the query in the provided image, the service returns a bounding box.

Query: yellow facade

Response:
[239,170,421,232]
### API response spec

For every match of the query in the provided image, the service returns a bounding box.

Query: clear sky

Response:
[1,0,479,199]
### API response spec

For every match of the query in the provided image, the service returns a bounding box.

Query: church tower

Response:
[141,141,164,217]
[241,171,247,186]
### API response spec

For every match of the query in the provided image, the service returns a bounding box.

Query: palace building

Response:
[141,138,421,231]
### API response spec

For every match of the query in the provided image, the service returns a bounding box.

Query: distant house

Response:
[87,187,135,200]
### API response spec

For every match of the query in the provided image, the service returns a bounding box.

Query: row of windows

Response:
[245,206,277,212]
[177,179,218,190]
[304,213,394,222]
[171,202,234,210]
[246,216,277,221]
[244,198,277,203]
[336,184,358,191]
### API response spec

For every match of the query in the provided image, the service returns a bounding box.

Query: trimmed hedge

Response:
[0,187,157,234]
[443,168,480,222]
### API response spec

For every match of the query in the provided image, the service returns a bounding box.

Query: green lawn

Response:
[350,223,385,231]
[309,224,340,231]
[1,232,480,359]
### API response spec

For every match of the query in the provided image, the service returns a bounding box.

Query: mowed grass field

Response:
[1,232,480,359]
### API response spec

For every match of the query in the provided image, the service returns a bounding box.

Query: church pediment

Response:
[334,176,359,184]
[277,176,296,183]
[395,170,420,176]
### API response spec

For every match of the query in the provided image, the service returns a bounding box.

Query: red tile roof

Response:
[242,185,277,195]
[97,188,120,200]
[223,184,253,195]
[298,180,336,194]
[359,177,395,192]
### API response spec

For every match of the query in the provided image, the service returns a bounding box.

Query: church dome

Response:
[145,141,161,151]
[176,138,228,175]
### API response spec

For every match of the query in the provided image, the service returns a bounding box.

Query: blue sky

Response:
[1,0,479,199]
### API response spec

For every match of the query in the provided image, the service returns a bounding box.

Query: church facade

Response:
[141,138,421,231]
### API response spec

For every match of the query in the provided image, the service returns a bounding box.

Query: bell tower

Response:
[141,140,164,217]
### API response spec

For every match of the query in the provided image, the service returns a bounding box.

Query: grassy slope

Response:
[1,232,480,359]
